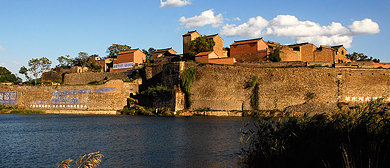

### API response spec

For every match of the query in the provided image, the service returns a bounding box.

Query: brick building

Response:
[230,38,269,62]
[113,49,145,72]
[182,31,227,57]
[152,48,179,63]
[195,51,236,65]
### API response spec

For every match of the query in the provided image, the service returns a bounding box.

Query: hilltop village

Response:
[1,31,390,115]
[46,30,387,76]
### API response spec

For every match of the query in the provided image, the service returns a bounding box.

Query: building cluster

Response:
[55,30,386,73]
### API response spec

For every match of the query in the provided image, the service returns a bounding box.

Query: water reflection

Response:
[0,114,256,167]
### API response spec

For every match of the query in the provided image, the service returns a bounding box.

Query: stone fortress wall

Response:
[181,63,390,113]
[0,79,139,113]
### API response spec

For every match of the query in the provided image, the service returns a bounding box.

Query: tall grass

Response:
[57,152,104,168]
[240,98,390,168]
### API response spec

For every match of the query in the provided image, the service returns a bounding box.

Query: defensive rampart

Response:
[186,63,390,113]
[63,71,133,85]
[0,79,139,112]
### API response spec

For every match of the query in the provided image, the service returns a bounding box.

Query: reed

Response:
[57,152,104,168]
[240,98,390,168]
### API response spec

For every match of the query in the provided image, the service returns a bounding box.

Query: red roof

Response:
[195,51,214,56]
[117,49,139,55]
[231,38,263,46]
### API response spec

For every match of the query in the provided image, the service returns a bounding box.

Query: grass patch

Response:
[9,109,45,114]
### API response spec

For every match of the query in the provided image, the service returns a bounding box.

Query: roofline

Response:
[287,42,310,46]
[117,48,140,55]
[233,37,263,43]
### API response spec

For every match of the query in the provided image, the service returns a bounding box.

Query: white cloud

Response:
[0,45,4,51]
[233,17,241,21]
[349,18,380,35]
[179,9,223,28]
[220,16,268,37]
[220,15,380,48]
[160,0,191,8]
[0,63,6,66]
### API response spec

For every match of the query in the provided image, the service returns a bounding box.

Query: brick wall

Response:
[185,63,390,113]
[314,48,334,62]
[63,71,132,85]
[0,79,139,111]
[300,44,317,62]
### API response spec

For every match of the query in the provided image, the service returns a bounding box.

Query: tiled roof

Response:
[206,34,219,38]
[117,49,139,55]
[287,42,309,46]
[154,48,173,53]
[331,45,344,49]
[231,38,263,46]
[183,30,199,36]
[195,51,214,56]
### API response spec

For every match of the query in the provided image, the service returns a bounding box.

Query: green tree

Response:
[74,52,89,67]
[142,47,156,63]
[186,36,215,60]
[106,44,132,58]
[346,52,380,62]
[57,55,75,67]
[19,66,30,81]
[268,46,282,62]
[28,57,52,85]
[0,67,19,83]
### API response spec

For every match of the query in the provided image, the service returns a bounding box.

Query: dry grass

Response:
[57,152,104,168]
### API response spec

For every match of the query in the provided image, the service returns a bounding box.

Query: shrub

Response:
[240,98,390,168]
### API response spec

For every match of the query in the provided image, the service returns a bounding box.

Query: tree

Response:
[142,47,156,63]
[19,66,30,81]
[106,44,132,58]
[28,57,52,85]
[268,46,282,62]
[346,52,380,62]
[57,55,75,67]
[74,52,89,67]
[186,36,215,60]
[0,67,19,83]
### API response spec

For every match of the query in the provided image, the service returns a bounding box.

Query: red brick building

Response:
[113,49,146,72]
[230,38,269,62]
[195,51,236,65]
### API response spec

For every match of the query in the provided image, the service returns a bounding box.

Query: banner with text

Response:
[113,62,134,70]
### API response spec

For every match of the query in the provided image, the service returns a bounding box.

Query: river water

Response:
[0,114,257,167]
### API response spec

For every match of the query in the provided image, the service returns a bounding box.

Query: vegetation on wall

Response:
[268,46,282,62]
[240,98,390,168]
[180,66,197,108]
[137,85,175,98]
[248,76,260,110]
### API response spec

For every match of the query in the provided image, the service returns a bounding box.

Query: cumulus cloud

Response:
[220,15,380,48]
[233,17,241,21]
[179,9,223,28]
[160,0,191,8]
[349,18,380,35]
[0,45,4,51]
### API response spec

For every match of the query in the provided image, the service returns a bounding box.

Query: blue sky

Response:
[0,0,388,78]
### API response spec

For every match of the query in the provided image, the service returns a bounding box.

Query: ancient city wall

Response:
[63,71,132,85]
[0,79,139,112]
[187,63,390,113]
